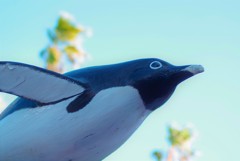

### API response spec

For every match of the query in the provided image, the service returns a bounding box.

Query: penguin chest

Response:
[71,86,150,161]
[0,86,150,161]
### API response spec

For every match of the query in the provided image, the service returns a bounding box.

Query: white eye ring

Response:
[150,61,162,69]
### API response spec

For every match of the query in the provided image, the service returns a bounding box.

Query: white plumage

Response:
[0,59,204,161]
[0,86,150,161]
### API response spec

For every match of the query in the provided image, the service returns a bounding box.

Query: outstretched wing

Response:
[0,61,86,104]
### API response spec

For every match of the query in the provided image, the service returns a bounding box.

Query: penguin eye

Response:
[149,61,162,69]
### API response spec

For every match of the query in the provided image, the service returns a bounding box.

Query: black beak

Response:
[170,65,204,86]
[181,65,204,75]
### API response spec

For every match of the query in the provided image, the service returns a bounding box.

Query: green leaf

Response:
[39,48,47,57]
[47,29,57,43]
[153,151,163,161]
[55,17,82,41]
[168,126,192,146]
[64,45,80,55]
[47,46,61,64]
[64,45,81,62]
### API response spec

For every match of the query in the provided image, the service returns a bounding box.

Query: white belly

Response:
[0,86,150,161]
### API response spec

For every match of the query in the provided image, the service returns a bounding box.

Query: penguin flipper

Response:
[0,61,86,104]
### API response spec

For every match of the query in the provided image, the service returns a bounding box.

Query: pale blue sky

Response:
[0,0,240,161]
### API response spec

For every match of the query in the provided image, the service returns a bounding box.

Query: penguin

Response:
[0,58,204,161]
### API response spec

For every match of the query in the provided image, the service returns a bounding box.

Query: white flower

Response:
[193,150,202,157]
[85,27,93,37]
[185,122,195,129]
[169,121,181,130]
[72,53,88,69]
[59,11,75,21]
[76,24,85,31]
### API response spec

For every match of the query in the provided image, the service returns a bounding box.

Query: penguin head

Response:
[67,58,204,111]
[126,58,204,111]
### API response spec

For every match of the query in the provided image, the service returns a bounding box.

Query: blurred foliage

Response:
[152,123,200,161]
[40,12,90,73]
[47,46,61,64]
[64,45,83,63]
[153,151,163,161]
[55,16,82,41]
[168,127,191,146]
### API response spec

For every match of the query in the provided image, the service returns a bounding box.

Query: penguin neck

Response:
[133,79,176,111]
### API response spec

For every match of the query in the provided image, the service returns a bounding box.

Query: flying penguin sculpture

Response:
[0,58,204,161]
